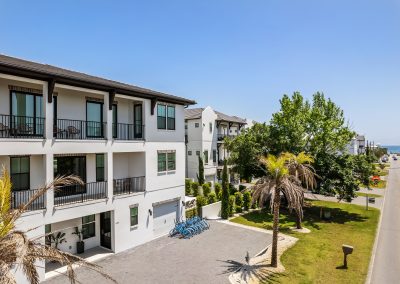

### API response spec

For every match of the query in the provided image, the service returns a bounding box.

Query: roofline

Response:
[0,59,196,106]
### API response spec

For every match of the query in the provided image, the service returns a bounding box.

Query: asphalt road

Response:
[370,158,400,283]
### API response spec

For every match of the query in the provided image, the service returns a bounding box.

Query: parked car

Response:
[394,156,398,161]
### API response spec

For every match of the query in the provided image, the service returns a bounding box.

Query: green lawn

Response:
[356,192,382,198]
[231,200,380,284]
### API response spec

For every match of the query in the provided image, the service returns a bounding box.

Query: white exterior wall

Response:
[0,73,188,283]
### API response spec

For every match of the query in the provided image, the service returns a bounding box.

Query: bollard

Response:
[342,245,354,268]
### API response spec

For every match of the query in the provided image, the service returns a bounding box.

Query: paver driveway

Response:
[46,221,272,284]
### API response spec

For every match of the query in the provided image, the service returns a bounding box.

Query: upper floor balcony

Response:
[217,133,236,142]
[0,114,45,139]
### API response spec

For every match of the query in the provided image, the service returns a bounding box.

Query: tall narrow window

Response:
[167,152,176,170]
[10,156,30,191]
[112,104,117,138]
[167,106,175,130]
[209,122,212,133]
[134,104,143,138]
[213,150,217,163]
[204,150,209,164]
[45,224,51,245]
[82,215,96,239]
[157,104,166,129]
[130,206,138,227]
[158,152,167,172]
[86,101,103,138]
[96,154,105,182]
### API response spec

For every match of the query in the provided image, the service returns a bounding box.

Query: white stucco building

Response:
[184,107,247,184]
[347,134,366,155]
[0,54,195,282]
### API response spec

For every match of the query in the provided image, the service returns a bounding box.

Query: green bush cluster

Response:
[196,195,208,216]
[185,208,197,218]
[243,191,252,211]
[191,182,199,196]
[234,192,243,213]
[207,192,217,204]
[185,179,192,195]
[229,195,236,216]
[214,183,222,199]
[202,183,211,196]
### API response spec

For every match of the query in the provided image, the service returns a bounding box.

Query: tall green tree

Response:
[197,155,205,185]
[221,160,230,219]
[225,123,269,181]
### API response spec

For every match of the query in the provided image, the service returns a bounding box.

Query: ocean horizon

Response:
[382,145,400,154]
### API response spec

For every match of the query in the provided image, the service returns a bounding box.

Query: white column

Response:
[104,93,113,141]
[106,151,113,200]
[42,82,53,140]
[45,153,54,211]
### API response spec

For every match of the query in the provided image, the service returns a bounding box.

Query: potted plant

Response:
[49,232,67,250]
[72,227,85,254]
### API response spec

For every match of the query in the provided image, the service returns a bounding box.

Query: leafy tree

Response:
[197,156,205,185]
[225,123,269,180]
[252,153,316,267]
[221,160,230,219]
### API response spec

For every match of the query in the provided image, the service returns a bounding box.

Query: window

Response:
[209,122,212,133]
[157,104,166,129]
[195,123,199,128]
[167,106,175,130]
[82,215,96,239]
[10,156,30,191]
[168,152,176,170]
[158,151,176,173]
[86,101,103,137]
[158,152,167,172]
[134,104,143,138]
[188,151,192,156]
[11,91,44,136]
[213,150,217,163]
[112,104,117,138]
[196,151,200,156]
[130,206,138,227]
[54,156,86,197]
[204,150,209,164]
[96,154,105,182]
[45,224,51,246]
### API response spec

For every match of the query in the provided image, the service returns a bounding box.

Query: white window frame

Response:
[157,150,176,174]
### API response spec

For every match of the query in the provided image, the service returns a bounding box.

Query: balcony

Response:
[54,119,106,140]
[217,134,235,141]
[54,181,107,207]
[113,176,145,196]
[113,123,145,140]
[0,114,45,139]
[11,189,46,211]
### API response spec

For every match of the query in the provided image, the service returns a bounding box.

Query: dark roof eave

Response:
[0,63,196,106]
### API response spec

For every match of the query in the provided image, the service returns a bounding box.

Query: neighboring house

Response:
[0,54,195,283]
[184,107,247,184]
[347,134,366,155]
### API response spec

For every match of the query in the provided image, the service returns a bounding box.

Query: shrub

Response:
[185,179,192,195]
[243,191,252,211]
[202,183,211,196]
[196,195,208,216]
[234,192,243,209]
[239,184,246,191]
[217,190,222,201]
[221,161,230,219]
[235,206,243,213]
[185,208,197,218]
[229,195,236,216]
[207,192,217,204]
[251,200,258,209]
[207,181,212,187]
[229,183,238,195]
[191,182,199,196]
[214,183,222,197]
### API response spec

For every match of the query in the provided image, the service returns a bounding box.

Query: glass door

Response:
[11,92,36,136]
[100,211,112,249]
[54,156,86,197]
[86,101,103,138]
[134,104,143,139]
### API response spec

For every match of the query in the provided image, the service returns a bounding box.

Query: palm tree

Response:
[251,152,316,267]
[0,169,115,284]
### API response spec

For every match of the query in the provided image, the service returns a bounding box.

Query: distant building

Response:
[347,134,366,155]
[184,107,249,184]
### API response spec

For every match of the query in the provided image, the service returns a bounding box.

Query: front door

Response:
[100,211,112,250]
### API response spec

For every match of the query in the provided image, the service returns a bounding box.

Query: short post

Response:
[342,245,353,269]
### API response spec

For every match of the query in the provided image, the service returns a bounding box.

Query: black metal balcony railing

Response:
[217,134,235,141]
[113,176,145,196]
[113,123,144,140]
[54,119,106,140]
[0,114,45,139]
[54,181,107,206]
[11,189,46,211]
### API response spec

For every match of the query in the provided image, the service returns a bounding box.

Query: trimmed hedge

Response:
[185,179,192,195]
[196,195,208,216]
[229,195,236,217]
[207,192,217,204]
[234,192,243,209]
[243,191,252,211]
[202,183,211,196]
[185,208,197,218]
[191,182,199,196]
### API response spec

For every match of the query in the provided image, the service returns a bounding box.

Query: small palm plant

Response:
[0,168,115,284]
[49,231,67,250]
[251,152,316,267]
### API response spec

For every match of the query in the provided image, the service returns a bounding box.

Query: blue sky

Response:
[1,0,399,144]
